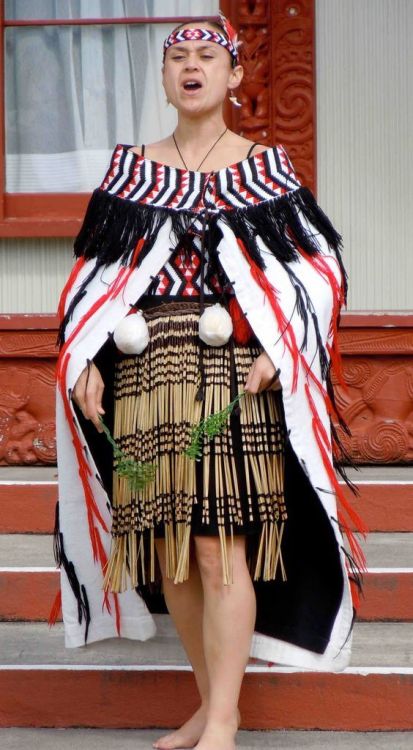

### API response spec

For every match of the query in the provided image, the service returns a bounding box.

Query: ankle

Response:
[205,711,239,731]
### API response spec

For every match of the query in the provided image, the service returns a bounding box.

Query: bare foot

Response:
[194,716,238,750]
[152,705,206,750]
[153,706,241,750]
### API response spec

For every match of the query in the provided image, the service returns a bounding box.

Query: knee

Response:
[194,536,224,587]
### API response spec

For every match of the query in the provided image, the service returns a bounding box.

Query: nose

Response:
[184,55,200,71]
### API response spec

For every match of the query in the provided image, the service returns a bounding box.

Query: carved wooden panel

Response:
[0,314,412,466]
[334,357,413,464]
[224,0,315,191]
[333,318,413,464]
[0,317,58,465]
[0,360,56,465]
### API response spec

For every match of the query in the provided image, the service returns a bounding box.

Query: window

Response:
[1,0,219,236]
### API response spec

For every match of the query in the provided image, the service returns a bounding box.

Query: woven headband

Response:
[163,16,240,66]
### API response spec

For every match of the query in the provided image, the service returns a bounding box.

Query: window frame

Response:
[0,5,222,237]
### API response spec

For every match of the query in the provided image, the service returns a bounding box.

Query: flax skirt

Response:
[102,298,288,594]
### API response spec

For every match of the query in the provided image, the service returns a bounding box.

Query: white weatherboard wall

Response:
[0,239,74,313]
[316,0,413,310]
[1,0,412,313]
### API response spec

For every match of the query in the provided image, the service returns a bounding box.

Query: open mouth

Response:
[183,81,202,91]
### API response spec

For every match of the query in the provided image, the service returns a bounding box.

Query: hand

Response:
[244,351,281,394]
[71,360,105,433]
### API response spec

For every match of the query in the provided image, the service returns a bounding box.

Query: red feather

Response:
[229,296,254,344]
[47,588,62,626]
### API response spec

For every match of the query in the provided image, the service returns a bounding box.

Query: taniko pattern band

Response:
[163,28,239,65]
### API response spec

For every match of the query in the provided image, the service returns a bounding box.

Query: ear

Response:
[228,64,244,92]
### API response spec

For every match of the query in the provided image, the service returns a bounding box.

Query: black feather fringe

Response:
[73,185,343,273]
[73,188,200,266]
[219,186,344,278]
[52,500,91,644]
[61,185,345,355]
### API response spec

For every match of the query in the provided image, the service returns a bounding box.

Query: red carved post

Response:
[270,0,316,192]
[223,0,316,192]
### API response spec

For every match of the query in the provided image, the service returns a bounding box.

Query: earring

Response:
[229,91,242,108]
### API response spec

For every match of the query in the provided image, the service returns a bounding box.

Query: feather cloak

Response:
[49,143,366,672]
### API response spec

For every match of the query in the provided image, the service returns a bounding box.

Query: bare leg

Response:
[194,534,256,750]
[152,538,241,750]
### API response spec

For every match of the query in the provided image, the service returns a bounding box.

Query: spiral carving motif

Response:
[343,361,372,387]
[271,0,315,189]
[361,423,409,463]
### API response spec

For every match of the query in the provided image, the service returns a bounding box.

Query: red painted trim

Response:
[0,670,412,730]
[2,312,413,330]
[340,312,413,328]
[4,16,218,27]
[0,194,89,238]
[0,314,60,329]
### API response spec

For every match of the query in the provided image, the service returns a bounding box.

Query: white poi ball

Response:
[113,311,149,354]
[198,303,233,347]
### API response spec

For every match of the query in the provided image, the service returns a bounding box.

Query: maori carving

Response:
[228,0,315,191]
[0,362,56,465]
[339,329,413,356]
[1,316,413,464]
[271,0,315,190]
[333,358,413,464]
[234,0,271,142]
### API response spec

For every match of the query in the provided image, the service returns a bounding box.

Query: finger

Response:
[92,415,104,433]
[245,365,262,394]
[244,362,256,391]
[84,386,102,419]
[266,367,282,391]
[87,400,104,432]
[71,389,85,413]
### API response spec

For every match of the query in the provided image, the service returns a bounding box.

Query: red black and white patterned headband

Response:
[163,13,240,66]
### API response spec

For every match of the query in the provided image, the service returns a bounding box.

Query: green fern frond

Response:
[99,416,157,491]
[183,391,246,461]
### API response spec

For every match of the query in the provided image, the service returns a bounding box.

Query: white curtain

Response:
[5,0,218,192]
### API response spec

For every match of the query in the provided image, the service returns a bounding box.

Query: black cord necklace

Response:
[172,127,228,171]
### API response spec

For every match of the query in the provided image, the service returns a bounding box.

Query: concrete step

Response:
[1,534,412,622]
[2,532,411,569]
[0,621,412,730]
[0,619,412,668]
[1,466,412,533]
[1,728,413,750]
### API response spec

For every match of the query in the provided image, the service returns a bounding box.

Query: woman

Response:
[50,13,366,750]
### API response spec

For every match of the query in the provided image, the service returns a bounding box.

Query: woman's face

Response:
[162,23,243,115]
